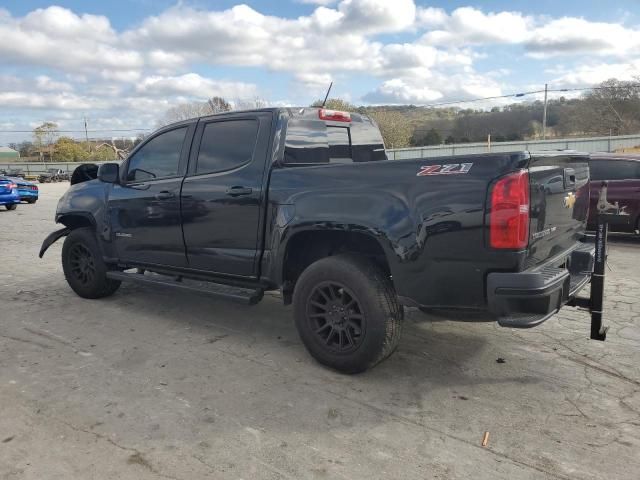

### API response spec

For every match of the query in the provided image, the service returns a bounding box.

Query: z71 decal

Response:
[417,163,473,176]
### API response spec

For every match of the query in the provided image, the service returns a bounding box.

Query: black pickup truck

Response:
[41,107,594,373]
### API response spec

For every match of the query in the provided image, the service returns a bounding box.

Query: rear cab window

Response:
[283,109,386,166]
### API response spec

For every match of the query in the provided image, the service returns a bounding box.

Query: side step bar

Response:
[106,271,264,305]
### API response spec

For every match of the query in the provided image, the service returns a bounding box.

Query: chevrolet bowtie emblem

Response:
[563,192,576,209]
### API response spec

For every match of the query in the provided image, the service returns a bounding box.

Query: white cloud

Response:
[0,91,97,110]
[526,17,640,58]
[421,7,532,45]
[362,72,503,105]
[549,59,640,85]
[135,73,257,99]
[337,0,416,33]
[0,6,142,73]
[418,7,640,59]
[35,75,73,92]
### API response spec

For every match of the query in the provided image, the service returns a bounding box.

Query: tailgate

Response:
[527,153,590,267]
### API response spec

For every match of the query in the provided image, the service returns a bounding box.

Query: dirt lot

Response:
[1,182,639,480]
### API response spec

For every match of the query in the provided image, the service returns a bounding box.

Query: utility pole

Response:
[84,116,90,152]
[542,83,548,140]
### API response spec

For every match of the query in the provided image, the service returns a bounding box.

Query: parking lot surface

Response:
[1,182,639,480]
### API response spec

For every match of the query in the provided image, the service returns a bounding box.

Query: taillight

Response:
[8,182,17,190]
[318,108,351,122]
[489,170,530,249]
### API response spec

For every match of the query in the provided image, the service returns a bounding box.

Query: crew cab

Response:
[40,108,594,373]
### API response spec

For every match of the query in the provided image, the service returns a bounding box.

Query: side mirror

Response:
[97,163,119,184]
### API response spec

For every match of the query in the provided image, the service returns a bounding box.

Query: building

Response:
[0,146,20,161]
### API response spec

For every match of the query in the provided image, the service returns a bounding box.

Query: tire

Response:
[5,204,17,211]
[62,227,121,299]
[293,254,403,373]
[28,198,37,204]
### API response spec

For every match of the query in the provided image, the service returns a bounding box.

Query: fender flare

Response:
[39,227,71,258]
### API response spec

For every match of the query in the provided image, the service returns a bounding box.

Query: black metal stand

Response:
[568,181,629,342]
[589,215,610,341]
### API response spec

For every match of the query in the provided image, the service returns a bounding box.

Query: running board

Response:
[106,271,264,305]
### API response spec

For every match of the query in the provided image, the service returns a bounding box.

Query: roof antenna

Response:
[321,81,333,108]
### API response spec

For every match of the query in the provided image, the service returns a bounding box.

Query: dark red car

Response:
[588,153,640,233]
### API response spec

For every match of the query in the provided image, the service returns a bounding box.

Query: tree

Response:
[310,98,358,111]
[444,135,455,145]
[368,109,412,148]
[158,101,213,126]
[158,96,234,127]
[33,122,59,160]
[419,128,442,146]
[53,137,89,162]
[94,141,129,160]
[577,78,640,135]
[92,144,118,161]
[208,96,232,113]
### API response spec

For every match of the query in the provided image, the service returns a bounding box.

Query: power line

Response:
[394,83,640,109]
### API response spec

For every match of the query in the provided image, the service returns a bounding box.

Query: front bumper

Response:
[487,243,594,328]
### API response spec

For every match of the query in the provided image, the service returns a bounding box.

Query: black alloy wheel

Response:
[306,281,365,353]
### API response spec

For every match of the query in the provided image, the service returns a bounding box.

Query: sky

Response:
[1,0,639,144]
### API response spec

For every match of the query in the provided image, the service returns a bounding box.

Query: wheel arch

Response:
[279,227,393,304]
[57,212,97,230]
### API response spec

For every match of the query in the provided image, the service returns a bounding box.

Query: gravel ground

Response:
[1,182,639,480]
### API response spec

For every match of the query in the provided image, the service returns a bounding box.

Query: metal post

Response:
[542,83,548,140]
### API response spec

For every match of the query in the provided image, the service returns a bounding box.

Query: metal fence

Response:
[2,133,639,175]
[387,133,640,160]
[0,161,110,177]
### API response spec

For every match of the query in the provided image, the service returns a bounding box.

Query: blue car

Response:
[8,176,39,203]
[0,177,20,210]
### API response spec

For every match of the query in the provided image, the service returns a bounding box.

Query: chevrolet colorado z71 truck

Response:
[41,107,595,373]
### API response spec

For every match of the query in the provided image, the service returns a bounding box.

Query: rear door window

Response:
[196,120,259,174]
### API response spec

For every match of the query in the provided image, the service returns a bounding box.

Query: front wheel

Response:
[62,228,121,299]
[293,254,403,373]
[5,204,17,210]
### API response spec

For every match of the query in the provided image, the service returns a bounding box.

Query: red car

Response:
[588,153,640,233]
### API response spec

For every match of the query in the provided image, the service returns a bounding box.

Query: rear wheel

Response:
[28,198,37,204]
[5,204,17,211]
[62,228,121,299]
[293,254,403,373]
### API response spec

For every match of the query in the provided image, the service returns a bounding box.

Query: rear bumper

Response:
[487,243,594,328]
[18,189,38,200]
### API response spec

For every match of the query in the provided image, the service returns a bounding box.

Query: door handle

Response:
[155,190,175,200]
[226,186,253,197]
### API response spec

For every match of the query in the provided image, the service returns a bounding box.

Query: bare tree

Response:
[208,96,232,113]
[94,141,129,160]
[158,96,237,127]
[33,122,59,161]
[233,96,270,110]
